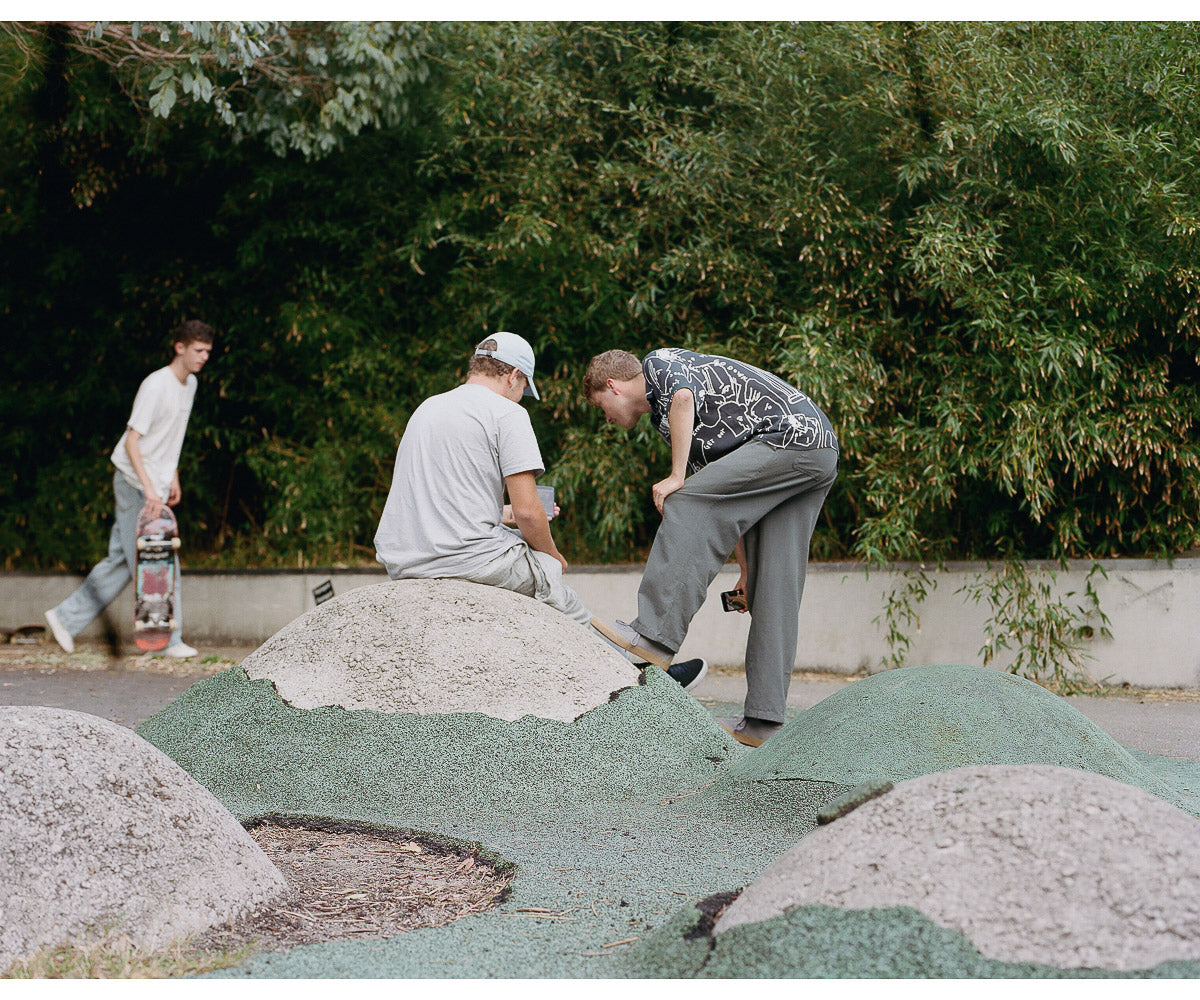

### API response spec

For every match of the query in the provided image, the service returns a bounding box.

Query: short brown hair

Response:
[172,319,214,348]
[582,349,642,398]
[467,337,519,380]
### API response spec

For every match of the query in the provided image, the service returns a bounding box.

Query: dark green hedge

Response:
[3,22,1198,570]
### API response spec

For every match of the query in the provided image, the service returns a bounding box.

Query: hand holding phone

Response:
[721,588,748,613]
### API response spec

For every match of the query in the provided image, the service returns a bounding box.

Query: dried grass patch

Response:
[197,819,515,955]
[4,932,253,979]
[0,641,232,677]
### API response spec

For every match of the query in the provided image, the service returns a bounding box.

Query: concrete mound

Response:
[731,664,1179,805]
[0,707,286,970]
[715,765,1200,971]
[241,579,640,723]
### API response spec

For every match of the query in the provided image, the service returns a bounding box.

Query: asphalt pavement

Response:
[0,667,209,730]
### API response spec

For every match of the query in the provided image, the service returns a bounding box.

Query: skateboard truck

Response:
[137,536,181,551]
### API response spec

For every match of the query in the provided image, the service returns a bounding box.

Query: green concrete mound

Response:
[131,663,1200,978]
[728,664,1189,810]
[135,665,835,978]
[620,901,1200,979]
[137,664,739,825]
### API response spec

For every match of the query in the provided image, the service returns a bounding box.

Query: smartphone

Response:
[721,589,747,613]
[536,485,556,518]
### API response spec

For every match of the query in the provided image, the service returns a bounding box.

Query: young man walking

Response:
[584,347,839,746]
[45,320,214,657]
[375,333,708,692]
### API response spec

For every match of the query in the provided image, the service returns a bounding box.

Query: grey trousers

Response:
[632,442,838,723]
[53,472,184,647]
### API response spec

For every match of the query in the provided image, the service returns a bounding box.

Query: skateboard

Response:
[134,504,180,652]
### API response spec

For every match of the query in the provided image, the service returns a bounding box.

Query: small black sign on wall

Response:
[312,579,335,606]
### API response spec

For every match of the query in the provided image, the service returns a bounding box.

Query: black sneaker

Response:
[666,657,708,692]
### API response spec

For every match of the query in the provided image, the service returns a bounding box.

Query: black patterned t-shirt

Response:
[642,348,838,473]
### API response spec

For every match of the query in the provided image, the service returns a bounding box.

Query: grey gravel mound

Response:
[241,579,639,723]
[716,765,1200,971]
[730,664,1183,809]
[0,707,286,970]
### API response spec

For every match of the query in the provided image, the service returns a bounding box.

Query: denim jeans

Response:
[53,472,183,647]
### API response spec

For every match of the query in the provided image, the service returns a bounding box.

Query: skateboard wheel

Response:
[171,537,181,549]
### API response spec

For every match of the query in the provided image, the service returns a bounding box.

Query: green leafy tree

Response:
[2,21,432,157]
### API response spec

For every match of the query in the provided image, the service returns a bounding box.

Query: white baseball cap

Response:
[474,331,539,399]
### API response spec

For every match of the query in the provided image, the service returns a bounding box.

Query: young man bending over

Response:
[584,347,838,745]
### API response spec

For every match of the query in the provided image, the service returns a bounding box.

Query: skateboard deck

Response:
[134,504,180,652]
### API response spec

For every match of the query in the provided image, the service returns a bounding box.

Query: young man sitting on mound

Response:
[374,332,707,692]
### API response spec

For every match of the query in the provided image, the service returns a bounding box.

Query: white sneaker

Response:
[44,609,75,653]
[162,642,198,659]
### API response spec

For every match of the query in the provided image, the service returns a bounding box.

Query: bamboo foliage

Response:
[2,22,1197,573]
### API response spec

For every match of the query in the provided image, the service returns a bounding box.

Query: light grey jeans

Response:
[632,442,838,723]
[53,472,183,647]
[464,529,592,627]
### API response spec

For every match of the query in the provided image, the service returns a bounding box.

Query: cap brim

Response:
[523,379,539,400]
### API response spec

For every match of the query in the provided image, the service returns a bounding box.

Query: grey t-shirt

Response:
[374,383,545,580]
[643,348,838,473]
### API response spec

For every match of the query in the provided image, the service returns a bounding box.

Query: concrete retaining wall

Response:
[7,559,1199,688]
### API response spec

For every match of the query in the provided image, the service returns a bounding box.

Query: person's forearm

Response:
[513,507,561,559]
[506,471,567,569]
[651,389,697,515]
[124,433,157,496]
[734,537,747,576]
[667,390,695,479]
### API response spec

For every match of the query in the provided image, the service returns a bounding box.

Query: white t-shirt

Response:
[111,366,198,498]
[374,383,545,580]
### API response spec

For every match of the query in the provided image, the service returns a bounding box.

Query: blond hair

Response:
[582,349,642,397]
